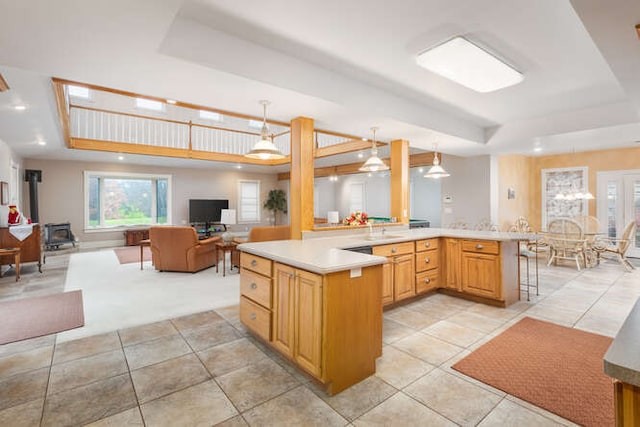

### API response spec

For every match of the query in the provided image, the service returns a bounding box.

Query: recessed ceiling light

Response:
[235,165,242,169]
[14,105,27,111]
[166,99,177,104]
[118,155,124,161]
[416,36,523,93]
[37,140,47,146]
[362,138,368,141]
[357,153,364,159]
[418,167,424,173]
[533,146,542,152]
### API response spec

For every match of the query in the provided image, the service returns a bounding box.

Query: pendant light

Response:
[245,100,285,160]
[359,127,389,172]
[424,145,450,179]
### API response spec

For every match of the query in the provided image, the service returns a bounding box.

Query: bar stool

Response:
[519,241,539,301]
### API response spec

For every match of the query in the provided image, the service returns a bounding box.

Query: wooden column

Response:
[390,139,410,223]
[289,117,315,239]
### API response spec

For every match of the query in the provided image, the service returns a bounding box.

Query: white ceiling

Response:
[0,0,639,172]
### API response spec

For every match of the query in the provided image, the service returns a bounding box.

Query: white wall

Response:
[0,139,22,227]
[440,154,492,228]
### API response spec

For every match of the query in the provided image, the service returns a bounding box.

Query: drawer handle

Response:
[391,247,397,254]
[251,260,258,267]
[425,278,431,284]
[250,282,257,290]
[425,258,430,263]
[249,313,256,320]
[476,244,484,250]
[425,242,430,248]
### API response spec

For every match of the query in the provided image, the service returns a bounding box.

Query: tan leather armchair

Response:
[149,226,220,273]
[230,225,290,268]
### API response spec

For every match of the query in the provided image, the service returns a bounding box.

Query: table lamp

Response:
[220,209,236,243]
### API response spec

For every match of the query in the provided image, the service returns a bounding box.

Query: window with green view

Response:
[85,171,171,228]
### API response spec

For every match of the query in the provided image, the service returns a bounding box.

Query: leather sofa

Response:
[149,226,220,273]
[231,225,290,268]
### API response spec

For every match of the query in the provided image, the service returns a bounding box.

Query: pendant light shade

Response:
[359,127,389,172]
[424,147,450,179]
[245,100,285,160]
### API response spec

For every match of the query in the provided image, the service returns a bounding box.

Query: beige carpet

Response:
[452,317,614,427]
[114,246,151,265]
[0,290,84,344]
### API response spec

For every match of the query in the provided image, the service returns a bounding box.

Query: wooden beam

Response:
[315,139,383,158]
[289,117,315,239]
[0,73,9,92]
[51,79,72,148]
[636,23,640,39]
[390,139,410,223]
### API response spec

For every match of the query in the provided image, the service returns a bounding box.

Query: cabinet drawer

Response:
[240,296,271,342]
[415,249,439,272]
[240,270,272,309]
[415,238,439,252]
[416,269,439,294]
[372,241,414,257]
[461,240,499,255]
[240,252,273,277]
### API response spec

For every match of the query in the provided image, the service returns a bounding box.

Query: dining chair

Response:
[592,221,638,271]
[546,218,588,270]
[474,218,499,231]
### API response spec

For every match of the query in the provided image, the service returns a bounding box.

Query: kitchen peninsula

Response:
[237,227,533,394]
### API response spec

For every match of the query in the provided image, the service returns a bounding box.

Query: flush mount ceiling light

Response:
[245,100,285,160]
[359,127,389,172]
[416,36,523,93]
[424,145,450,179]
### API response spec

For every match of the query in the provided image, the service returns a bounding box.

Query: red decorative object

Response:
[343,210,369,226]
[8,205,21,225]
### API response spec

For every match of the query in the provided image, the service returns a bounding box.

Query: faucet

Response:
[382,227,386,236]
[367,221,373,237]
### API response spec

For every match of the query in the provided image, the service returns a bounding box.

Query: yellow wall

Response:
[530,146,640,230]
[497,154,532,232]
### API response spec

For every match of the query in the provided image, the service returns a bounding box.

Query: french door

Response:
[597,171,640,258]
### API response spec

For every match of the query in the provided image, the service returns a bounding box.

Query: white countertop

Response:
[238,228,537,274]
[604,297,640,387]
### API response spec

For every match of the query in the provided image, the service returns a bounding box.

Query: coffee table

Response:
[216,241,237,277]
[0,247,21,281]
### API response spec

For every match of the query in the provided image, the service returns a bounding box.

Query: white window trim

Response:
[83,170,172,231]
[237,179,260,223]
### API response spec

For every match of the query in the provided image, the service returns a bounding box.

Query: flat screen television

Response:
[189,199,229,224]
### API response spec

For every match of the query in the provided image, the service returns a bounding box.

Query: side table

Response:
[215,241,237,277]
[0,247,21,281]
[139,239,151,270]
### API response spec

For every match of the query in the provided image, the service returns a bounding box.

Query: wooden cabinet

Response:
[415,238,440,295]
[373,242,414,304]
[443,238,462,291]
[240,251,382,395]
[462,252,501,299]
[0,225,42,272]
[272,262,323,377]
[239,253,273,342]
[125,228,149,246]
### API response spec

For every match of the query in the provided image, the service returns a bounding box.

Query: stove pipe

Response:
[24,169,42,223]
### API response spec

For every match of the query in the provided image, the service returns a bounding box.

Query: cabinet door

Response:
[294,269,323,377]
[272,263,295,357]
[444,238,462,291]
[461,253,501,299]
[380,260,394,306]
[393,253,415,301]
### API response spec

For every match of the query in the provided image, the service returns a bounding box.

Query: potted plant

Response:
[263,189,287,225]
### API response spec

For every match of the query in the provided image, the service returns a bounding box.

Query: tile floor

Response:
[0,251,638,426]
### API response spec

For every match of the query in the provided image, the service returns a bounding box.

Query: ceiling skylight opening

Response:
[199,110,222,121]
[135,98,164,112]
[68,85,90,99]
[416,36,523,93]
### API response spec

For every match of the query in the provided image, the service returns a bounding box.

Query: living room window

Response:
[84,171,171,230]
[238,180,260,223]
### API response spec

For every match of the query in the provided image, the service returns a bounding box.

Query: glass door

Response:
[623,175,640,258]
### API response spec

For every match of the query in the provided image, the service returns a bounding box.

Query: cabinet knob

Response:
[289,273,295,279]
[249,313,256,320]
[251,260,258,266]
[476,244,484,250]
[250,282,257,290]
[425,258,430,263]
[425,242,430,248]
[425,278,431,283]
[391,247,397,253]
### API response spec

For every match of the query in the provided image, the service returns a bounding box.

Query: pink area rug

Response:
[114,246,151,265]
[0,290,85,344]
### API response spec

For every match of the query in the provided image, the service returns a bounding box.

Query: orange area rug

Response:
[452,317,614,427]
[114,246,151,265]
